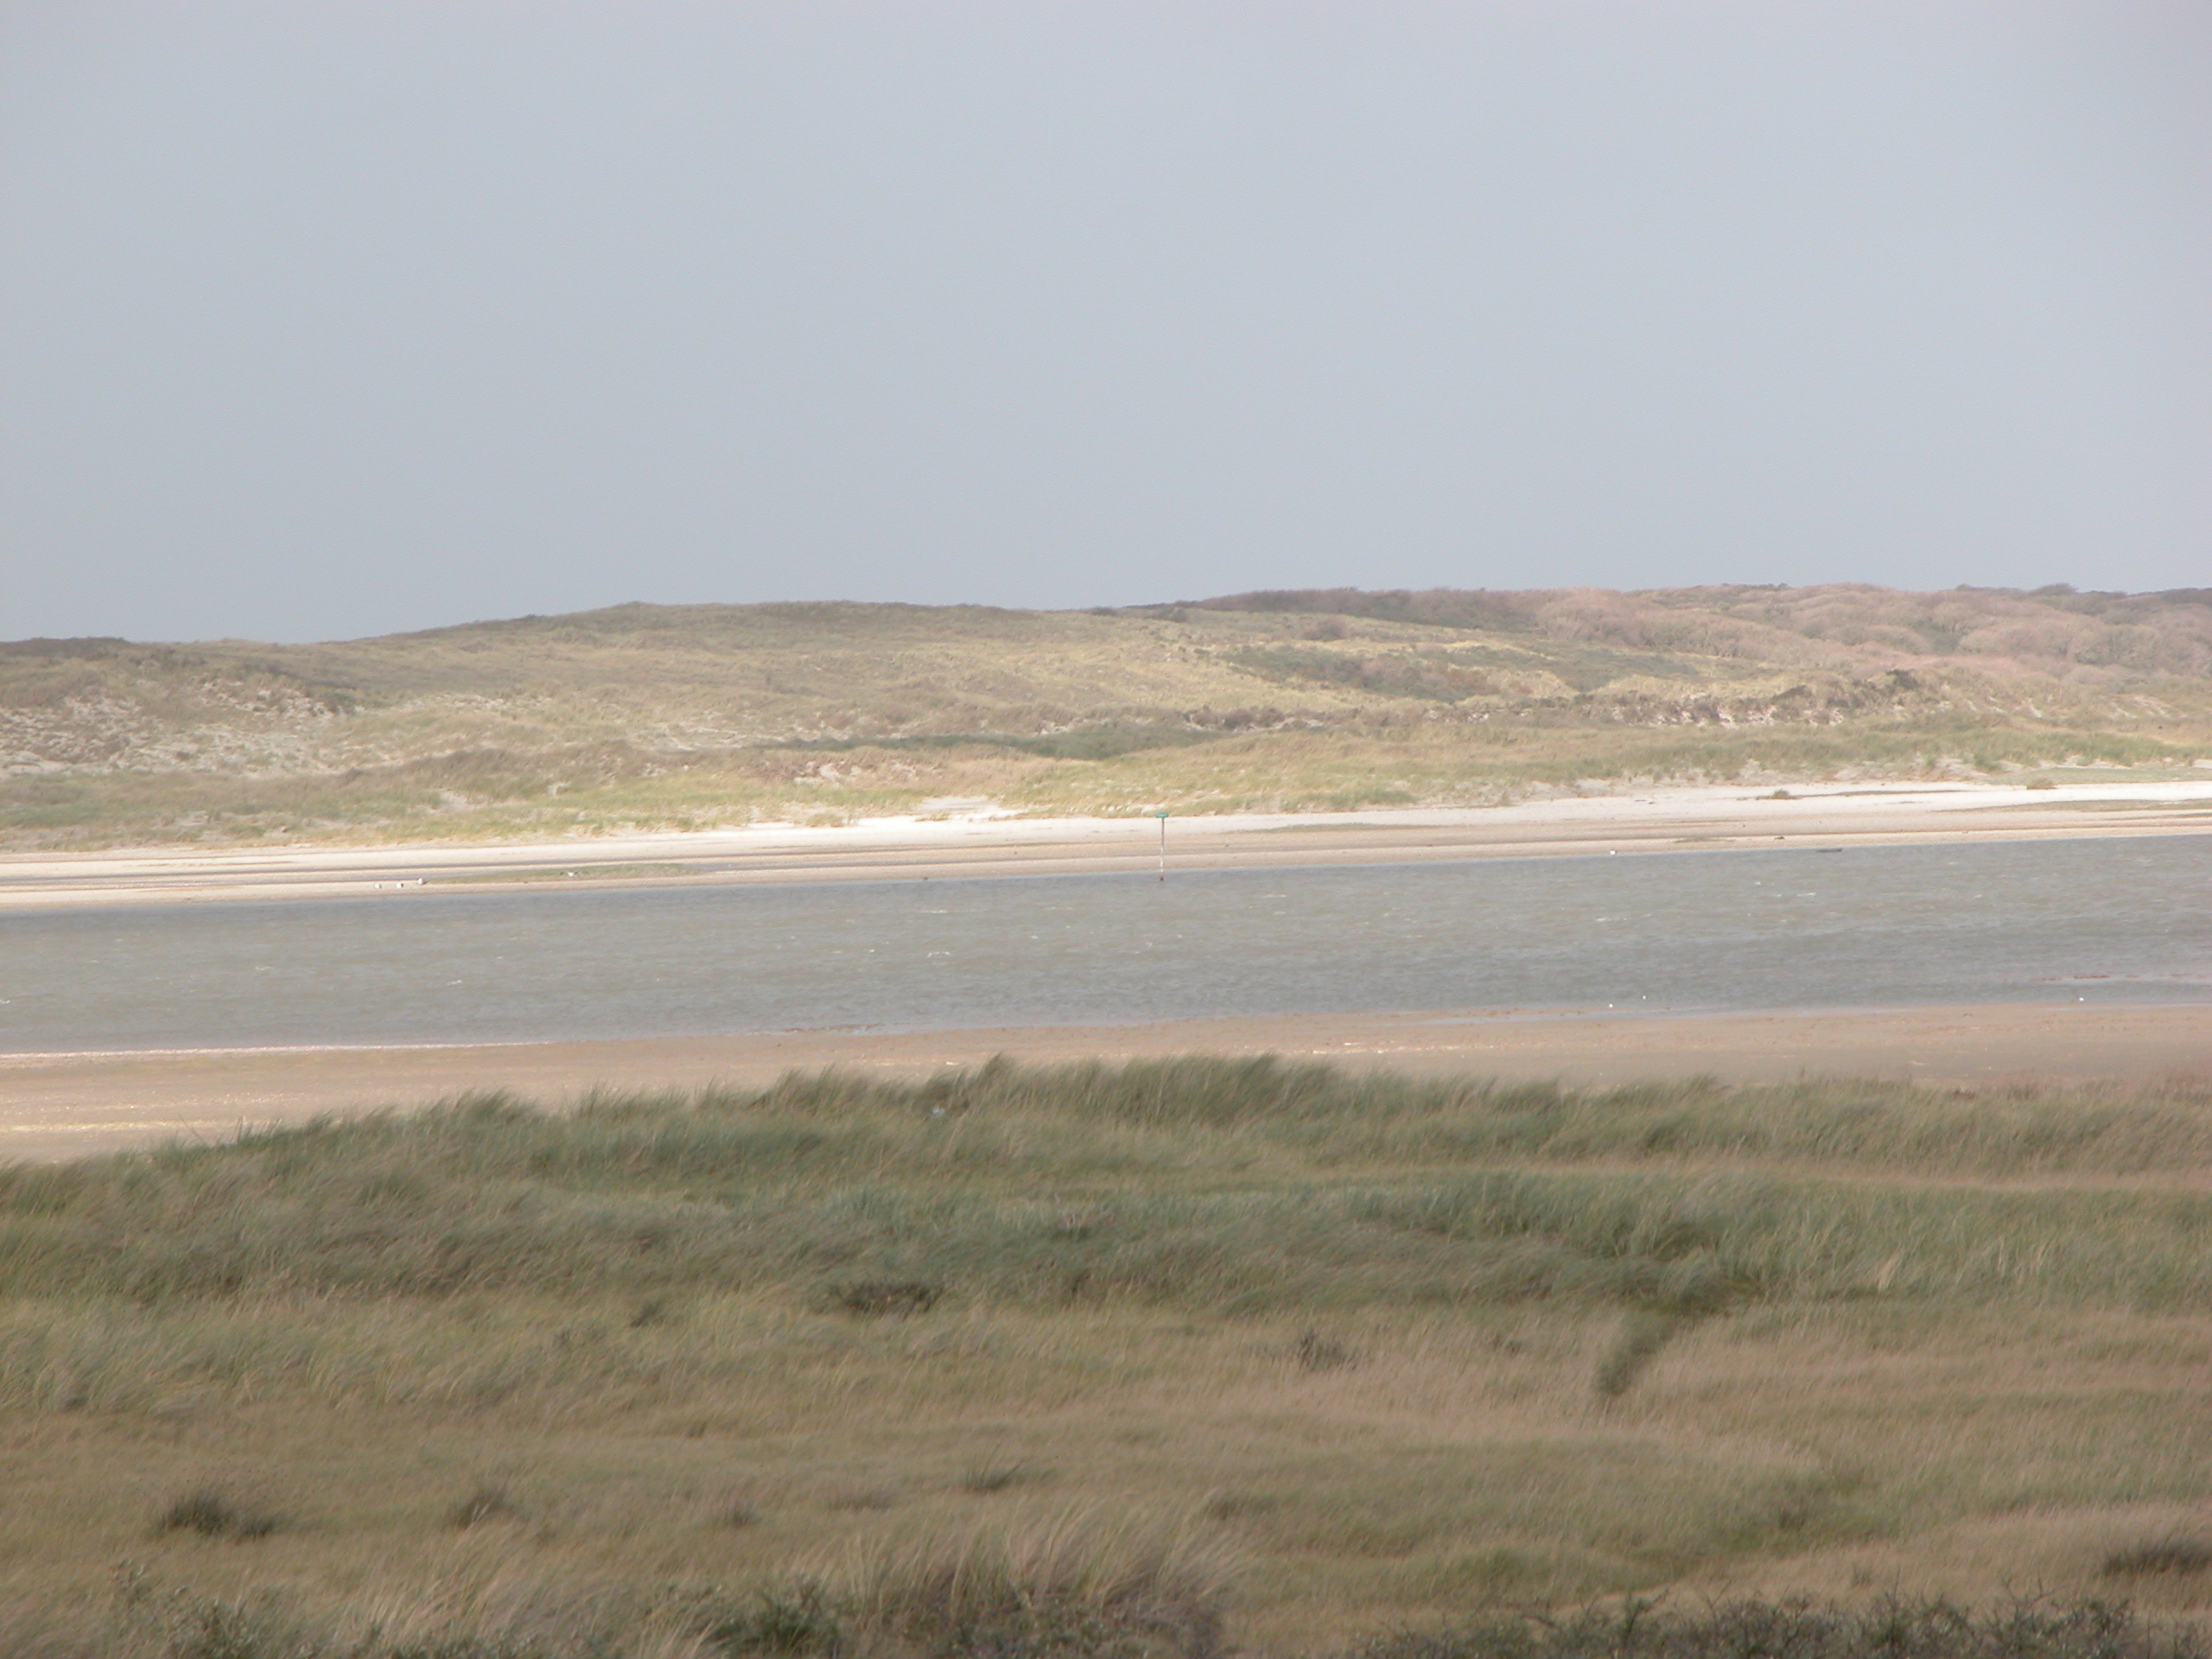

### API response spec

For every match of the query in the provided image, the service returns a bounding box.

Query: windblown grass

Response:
[7,1062,2211,1318]
[3,1059,2211,1650]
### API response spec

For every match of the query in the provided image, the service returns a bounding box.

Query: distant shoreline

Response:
[3,778,2210,911]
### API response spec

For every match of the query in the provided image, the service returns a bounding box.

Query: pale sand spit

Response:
[3,1001,2206,1163]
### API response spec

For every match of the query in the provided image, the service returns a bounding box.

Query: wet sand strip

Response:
[3,1001,2205,1163]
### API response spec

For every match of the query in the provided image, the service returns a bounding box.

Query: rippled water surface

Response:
[4,835,2208,1053]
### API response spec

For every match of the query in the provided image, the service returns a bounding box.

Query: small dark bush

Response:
[709,1587,846,1656]
[157,1595,542,1659]
[832,1281,941,1317]
[448,1484,522,1529]
[1292,1331,1355,1372]
[2103,1535,2212,1577]
[960,1462,1050,1495]
[156,1488,283,1540]
[1203,1491,1279,1523]
[157,1599,298,1659]
[1595,1312,1681,1400]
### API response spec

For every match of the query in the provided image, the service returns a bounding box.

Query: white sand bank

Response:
[4,779,2210,909]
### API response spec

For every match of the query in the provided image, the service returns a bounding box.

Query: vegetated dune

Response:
[5,1058,2212,1654]
[1182,582,2212,680]
[3,584,2209,847]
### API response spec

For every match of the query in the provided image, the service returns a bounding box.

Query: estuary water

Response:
[3,835,2208,1054]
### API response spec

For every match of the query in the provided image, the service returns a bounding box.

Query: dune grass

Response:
[3,1059,2212,1654]
[8,591,2210,847]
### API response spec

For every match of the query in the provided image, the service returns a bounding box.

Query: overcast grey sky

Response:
[3,3,2207,644]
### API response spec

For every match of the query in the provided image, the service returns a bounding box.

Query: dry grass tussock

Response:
[5,587,2209,845]
[3,1058,2212,1654]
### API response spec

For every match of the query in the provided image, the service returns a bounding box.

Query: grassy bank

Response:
[4,1060,2212,1653]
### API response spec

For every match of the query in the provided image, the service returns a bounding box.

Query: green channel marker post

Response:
[1154,810,1170,881]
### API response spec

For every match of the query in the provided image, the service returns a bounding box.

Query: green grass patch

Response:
[5,1059,2212,1649]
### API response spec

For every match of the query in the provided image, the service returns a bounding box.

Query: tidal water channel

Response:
[4,834,2208,1054]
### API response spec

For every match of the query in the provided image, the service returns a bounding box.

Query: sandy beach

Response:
[3,779,2210,909]
[3,1001,2205,1163]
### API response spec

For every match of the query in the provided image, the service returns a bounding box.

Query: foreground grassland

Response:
[6,584,2211,847]
[6,1059,2212,1655]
